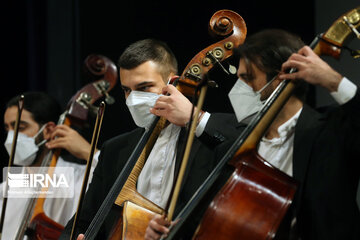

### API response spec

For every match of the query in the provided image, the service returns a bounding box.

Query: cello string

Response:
[84,10,246,237]
[163,78,291,239]
[84,79,178,238]
[70,102,106,240]
[0,95,24,238]
[164,36,322,240]
[84,117,162,239]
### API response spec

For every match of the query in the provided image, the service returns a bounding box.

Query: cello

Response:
[79,9,246,240]
[164,6,360,240]
[14,54,117,240]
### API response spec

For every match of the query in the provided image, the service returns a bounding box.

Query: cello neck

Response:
[15,110,75,239]
[232,36,321,160]
[231,79,294,160]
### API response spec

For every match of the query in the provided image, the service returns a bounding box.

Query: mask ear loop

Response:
[167,75,180,86]
[256,74,279,94]
[34,124,48,147]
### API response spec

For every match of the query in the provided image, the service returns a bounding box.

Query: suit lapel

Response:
[293,104,323,210]
[174,128,202,192]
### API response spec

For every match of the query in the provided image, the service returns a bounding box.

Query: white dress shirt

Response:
[258,77,357,176]
[196,77,357,177]
[129,77,359,211]
[136,112,210,209]
[257,109,301,176]
[137,123,181,208]
[0,153,99,240]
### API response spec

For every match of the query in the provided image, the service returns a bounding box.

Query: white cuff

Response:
[195,112,211,137]
[92,150,100,168]
[330,77,357,105]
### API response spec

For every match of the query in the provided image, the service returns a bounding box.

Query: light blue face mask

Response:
[125,91,161,129]
[228,76,277,123]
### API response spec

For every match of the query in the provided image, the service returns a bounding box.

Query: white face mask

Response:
[126,91,161,130]
[4,125,47,166]
[228,77,276,123]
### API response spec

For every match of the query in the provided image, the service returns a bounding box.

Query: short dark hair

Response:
[6,92,62,125]
[235,29,308,101]
[118,39,178,81]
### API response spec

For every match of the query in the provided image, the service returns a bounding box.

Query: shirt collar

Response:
[262,107,303,145]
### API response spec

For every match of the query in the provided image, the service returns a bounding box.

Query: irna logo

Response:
[8,173,69,188]
[3,167,74,198]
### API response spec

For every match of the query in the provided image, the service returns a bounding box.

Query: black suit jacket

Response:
[291,91,360,239]
[169,91,360,240]
[173,91,360,239]
[60,113,240,239]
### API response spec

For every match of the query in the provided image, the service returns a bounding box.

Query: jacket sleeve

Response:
[198,113,243,148]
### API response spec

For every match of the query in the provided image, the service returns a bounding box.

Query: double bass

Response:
[13,54,117,240]
[164,6,360,240]
[79,9,246,240]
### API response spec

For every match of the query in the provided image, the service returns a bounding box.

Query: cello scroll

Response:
[177,10,246,96]
[314,6,360,58]
[67,54,118,123]
[78,10,246,240]
[167,6,360,240]
[19,54,118,240]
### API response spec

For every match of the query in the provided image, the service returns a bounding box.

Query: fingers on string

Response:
[50,128,68,139]
[298,46,314,56]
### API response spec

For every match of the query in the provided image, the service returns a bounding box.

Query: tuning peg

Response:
[105,94,115,105]
[229,64,237,75]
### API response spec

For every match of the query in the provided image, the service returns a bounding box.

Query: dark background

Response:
[0,0,317,165]
[1,1,359,205]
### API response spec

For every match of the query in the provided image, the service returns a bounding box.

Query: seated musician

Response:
[1,92,99,239]
[146,29,360,239]
[59,39,240,239]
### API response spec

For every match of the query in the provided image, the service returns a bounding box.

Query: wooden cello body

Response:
[82,10,247,240]
[17,54,118,240]
[122,10,245,240]
[193,150,296,240]
[179,6,360,240]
